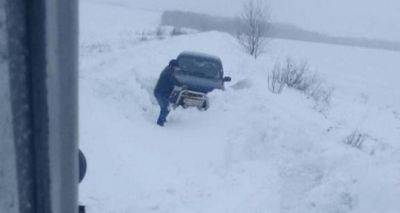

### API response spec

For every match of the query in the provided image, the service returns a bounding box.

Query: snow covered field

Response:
[79,1,400,212]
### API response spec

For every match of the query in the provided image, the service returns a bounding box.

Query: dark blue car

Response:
[170,51,231,110]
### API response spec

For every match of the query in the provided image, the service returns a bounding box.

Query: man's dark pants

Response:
[155,93,170,126]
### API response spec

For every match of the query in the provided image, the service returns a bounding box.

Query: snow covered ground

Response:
[79,1,400,212]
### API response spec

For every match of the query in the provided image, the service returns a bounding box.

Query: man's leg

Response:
[157,104,169,126]
[156,95,170,126]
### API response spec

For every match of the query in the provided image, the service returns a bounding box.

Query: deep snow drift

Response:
[79,1,400,212]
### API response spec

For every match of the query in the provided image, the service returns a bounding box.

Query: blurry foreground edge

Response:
[0,0,79,213]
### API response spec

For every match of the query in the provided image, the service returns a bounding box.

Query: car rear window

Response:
[178,56,222,79]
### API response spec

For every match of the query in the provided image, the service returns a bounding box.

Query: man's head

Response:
[169,59,179,69]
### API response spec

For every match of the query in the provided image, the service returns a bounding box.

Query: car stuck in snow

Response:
[170,51,231,110]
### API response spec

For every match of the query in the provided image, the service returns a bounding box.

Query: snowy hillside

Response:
[79,1,400,212]
[82,0,400,42]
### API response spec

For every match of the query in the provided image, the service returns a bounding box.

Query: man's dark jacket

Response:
[154,65,179,98]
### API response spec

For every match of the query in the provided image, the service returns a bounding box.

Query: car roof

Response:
[177,51,221,62]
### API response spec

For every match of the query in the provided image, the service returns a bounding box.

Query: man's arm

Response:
[170,67,182,87]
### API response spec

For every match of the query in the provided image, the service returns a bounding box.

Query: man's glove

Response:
[169,87,180,104]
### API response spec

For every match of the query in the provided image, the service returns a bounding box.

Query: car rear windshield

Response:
[178,56,222,79]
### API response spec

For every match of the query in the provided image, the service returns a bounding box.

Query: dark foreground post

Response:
[0,0,79,213]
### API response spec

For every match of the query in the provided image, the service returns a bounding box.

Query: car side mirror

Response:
[223,76,232,82]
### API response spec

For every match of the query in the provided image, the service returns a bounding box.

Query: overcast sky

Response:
[88,0,400,41]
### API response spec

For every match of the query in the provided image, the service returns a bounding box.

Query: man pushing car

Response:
[153,59,180,126]
[154,52,231,127]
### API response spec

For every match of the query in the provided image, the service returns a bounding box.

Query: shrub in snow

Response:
[155,26,165,40]
[138,31,148,41]
[267,62,286,94]
[268,58,310,93]
[268,58,333,111]
[343,130,387,155]
[343,130,368,149]
[308,79,334,112]
[282,58,309,90]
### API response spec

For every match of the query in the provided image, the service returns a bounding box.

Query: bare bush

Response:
[268,58,310,93]
[283,58,309,89]
[268,58,334,110]
[236,0,270,58]
[139,31,148,41]
[308,80,334,111]
[156,26,165,40]
[344,130,368,149]
[268,62,286,94]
